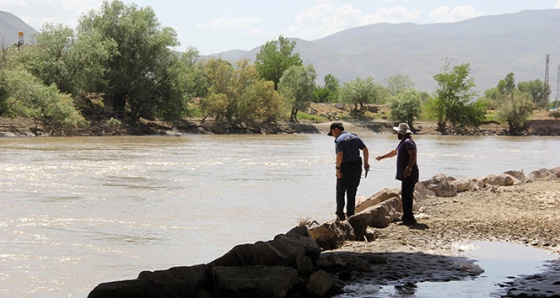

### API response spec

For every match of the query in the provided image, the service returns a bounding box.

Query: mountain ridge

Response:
[211,9,560,98]
[1,9,559,99]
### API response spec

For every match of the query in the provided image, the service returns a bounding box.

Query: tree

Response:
[254,36,302,90]
[0,67,85,128]
[432,61,484,132]
[517,79,549,110]
[495,73,534,135]
[201,58,286,125]
[79,0,187,121]
[339,77,379,115]
[385,74,415,97]
[389,89,422,130]
[278,64,317,122]
[314,74,340,103]
[17,23,115,97]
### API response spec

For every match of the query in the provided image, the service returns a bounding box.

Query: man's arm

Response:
[404,149,417,178]
[362,147,370,170]
[376,149,397,161]
[336,151,343,179]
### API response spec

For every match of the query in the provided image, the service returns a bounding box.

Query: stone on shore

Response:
[420,173,458,197]
[212,265,299,298]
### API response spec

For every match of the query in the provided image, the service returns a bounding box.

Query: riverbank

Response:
[2,102,560,137]
[88,167,560,297]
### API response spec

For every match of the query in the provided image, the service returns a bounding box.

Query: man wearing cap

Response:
[376,123,419,225]
[328,122,370,221]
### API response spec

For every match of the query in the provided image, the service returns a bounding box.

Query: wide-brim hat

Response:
[327,122,344,136]
[393,123,413,134]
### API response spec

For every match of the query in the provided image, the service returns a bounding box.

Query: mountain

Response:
[211,9,560,98]
[0,11,38,47]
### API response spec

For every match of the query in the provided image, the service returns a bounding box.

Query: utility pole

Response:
[543,54,551,109]
[556,65,560,109]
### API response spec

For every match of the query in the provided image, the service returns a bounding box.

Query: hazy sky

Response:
[2,0,560,55]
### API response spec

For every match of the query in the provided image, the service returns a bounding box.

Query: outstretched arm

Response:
[376,149,397,161]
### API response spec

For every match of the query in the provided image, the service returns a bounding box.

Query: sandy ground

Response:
[325,179,560,297]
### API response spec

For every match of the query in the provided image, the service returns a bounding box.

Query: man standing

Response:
[376,123,419,225]
[328,122,370,221]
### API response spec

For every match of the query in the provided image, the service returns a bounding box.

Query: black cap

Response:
[327,122,344,136]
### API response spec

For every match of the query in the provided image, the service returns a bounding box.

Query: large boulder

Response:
[355,188,400,213]
[306,270,333,296]
[504,170,526,182]
[210,231,321,267]
[137,265,204,298]
[308,220,355,250]
[526,167,559,181]
[420,174,457,197]
[452,178,476,193]
[347,197,402,240]
[212,265,299,298]
[88,279,175,298]
[481,173,519,187]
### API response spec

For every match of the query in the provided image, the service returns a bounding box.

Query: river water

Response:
[1,134,559,297]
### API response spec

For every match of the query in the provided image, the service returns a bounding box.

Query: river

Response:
[1,134,558,297]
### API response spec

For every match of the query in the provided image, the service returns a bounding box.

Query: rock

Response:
[347,197,402,240]
[354,258,372,272]
[210,231,321,267]
[306,270,333,297]
[527,168,553,181]
[212,265,299,298]
[482,174,519,187]
[452,178,476,193]
[88,279,174,298]
[355,188,400,213]
[420,174,457,197]
[136,266,203,298]
[308,220,355,250]
[414,182,436,201]
[504,170,526,182]
[316,253,344,268]
[296,254,314,277]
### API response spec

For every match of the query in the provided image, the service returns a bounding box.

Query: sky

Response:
[2,0,560,55]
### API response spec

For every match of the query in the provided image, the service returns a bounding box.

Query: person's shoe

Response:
[402,218,417,226]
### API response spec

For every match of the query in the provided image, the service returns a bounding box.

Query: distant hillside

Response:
[0,10,37,47]
[210,9,560,99]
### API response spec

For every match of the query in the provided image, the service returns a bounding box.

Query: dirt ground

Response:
[327,178,560,297]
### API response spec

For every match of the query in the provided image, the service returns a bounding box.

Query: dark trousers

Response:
[401,178,417,221]
[336,162,362,220]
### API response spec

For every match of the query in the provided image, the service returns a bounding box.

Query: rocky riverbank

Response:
[88,167,560,298]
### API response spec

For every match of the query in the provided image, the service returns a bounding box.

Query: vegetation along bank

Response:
[1,1,560,137]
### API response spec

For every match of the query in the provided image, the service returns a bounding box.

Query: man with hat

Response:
[328,122,370,221]
[376,123,419,225]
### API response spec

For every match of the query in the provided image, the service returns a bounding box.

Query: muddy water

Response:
[1,134,559,297]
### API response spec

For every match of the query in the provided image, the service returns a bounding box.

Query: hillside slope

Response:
[0,10,37,46]
[213,9,560,98]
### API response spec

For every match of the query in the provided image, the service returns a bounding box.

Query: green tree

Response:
[79,0,187,121]
[202,58,286,125]
[278,64,317,122]
[314,74,340,103]
[17,23,115,97]
[254,36,302,90]
[495,73,534,135]
[517,79,549,110]
[339,77,379,115]
[389,89,422,129]
[0,67,85,128]
[385,74,415,97]
[432,61,484,132]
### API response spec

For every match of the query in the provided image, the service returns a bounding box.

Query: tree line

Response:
[0,0,555,135]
